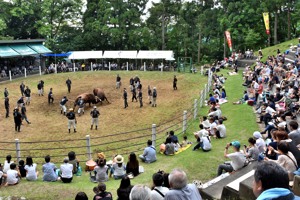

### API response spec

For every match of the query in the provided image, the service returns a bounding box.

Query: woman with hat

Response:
[111,155,126,180]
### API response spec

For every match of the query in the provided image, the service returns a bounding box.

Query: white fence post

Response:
[200,90,204,107]
[204,84,207,100]
[86,135,92,160]
[24,68,27,78]
[91,62,93,71]
[9,70,12,81]
[127,62,129,71]
[194,99,198,119]
[144,62,146,71]
[73,63,76,72]
[183,110,187,134]
[39,66,42,76]
[15,139,21,163]
[55,64,57,74]
[201,66,204,75]
[152,124,156,148]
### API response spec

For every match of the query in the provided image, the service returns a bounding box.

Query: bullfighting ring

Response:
[0,71,206,164]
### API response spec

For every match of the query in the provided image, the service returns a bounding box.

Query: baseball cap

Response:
[231,141,240,148]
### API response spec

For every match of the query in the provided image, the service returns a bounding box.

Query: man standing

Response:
[116,74,121,89]
[21,104,31,124]
[90,106,100,130]
[48,88,54,104]
[20,82,25,96]
[66,78,72,93]
[60,96,68,115]
[173,75,177,90]
[139,140,156,163]
[13,107,22,132]
[4,88,9,98]
[66,108,76,133]
[165,169,202,200]
[147,85,152,104]
[37,81,43,96]
[40,80,45,96]
[152,87,157,107]
[217,141,246,176]
[123,88,128,109]
[77,96,85,116]
[132,87,137,102]
[24,86,31,105]
[4,97,9,118]
[138,89,143,108]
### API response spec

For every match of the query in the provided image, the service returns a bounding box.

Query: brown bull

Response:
[73,93,100,109]
[93,88,110,104]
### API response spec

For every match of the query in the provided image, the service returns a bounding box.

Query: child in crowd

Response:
[18,160,26,178]
[3,155,14,173]
[6,163,20,186]
[181,136,192,147]
[111,155,126,180]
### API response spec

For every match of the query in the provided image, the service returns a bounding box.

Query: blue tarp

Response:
[43,52,71,57]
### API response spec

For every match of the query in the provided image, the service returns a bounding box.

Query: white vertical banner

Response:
[9,70,12,81]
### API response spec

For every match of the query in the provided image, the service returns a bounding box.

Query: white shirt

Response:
[151,186,169,200]
[210,122,217,135]
[25,163,37,181]
[265,106,276,115]
[195,129,209,138]
[227,152,246,171]
[217,124,226,138]
[201,136,212,151]
[60,163,73,178]
[255,138,265,153]
[6,169,19,185]
[3,160,14,173]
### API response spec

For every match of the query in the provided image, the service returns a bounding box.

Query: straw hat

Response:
[115,155,124,164]
[97,152,106,159]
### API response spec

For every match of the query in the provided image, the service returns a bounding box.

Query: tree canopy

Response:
[0,0,299,63]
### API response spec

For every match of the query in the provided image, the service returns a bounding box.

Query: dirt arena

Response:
[0,71,204,162]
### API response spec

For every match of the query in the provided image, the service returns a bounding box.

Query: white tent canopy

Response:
[68,51,103,59]
[103,51,137,59]
[136,50,174,60]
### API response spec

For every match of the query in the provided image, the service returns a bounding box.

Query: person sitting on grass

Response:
[94,157,108,182]
[139,140,157,163]
[126,152,139,177]
[6,163,20,186]
[18,160,26,178]
[24,156,38,181]
[111,155,126,180]
[93,183,112,200]
[180,136,192,147]
[117,176,133,200]
[68,151,79,175]
[60,157,73,183]
[193,131,211,152]
[75,192,88,200]
[217,141,246,176]
[42,155,58,182]
[164,137,175,155]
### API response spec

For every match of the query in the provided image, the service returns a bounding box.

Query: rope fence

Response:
[0,70,213,165]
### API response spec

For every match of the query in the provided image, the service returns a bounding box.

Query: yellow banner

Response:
[263,12,270,35]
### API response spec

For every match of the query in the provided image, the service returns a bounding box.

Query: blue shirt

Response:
[42,162,57,181]
[143,146,157,163]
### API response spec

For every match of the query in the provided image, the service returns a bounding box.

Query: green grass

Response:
[0,69,260,199]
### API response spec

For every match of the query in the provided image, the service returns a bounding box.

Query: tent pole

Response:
[9,70,12,81]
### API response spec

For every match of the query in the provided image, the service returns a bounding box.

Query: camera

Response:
[229,143,232,146]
